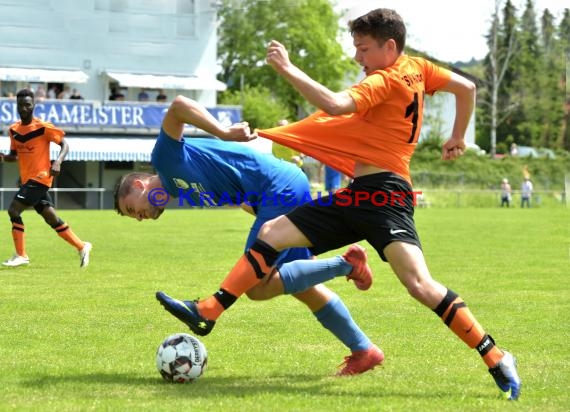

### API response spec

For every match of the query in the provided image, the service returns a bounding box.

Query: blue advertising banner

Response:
[0,99,241,129]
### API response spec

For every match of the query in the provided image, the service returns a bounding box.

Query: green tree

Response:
[513,0,543,146]
[218,85,290,130]
[216,0,359,117]
[478,0,520,156]
[478,0,568,153]
[536,8,565,149]
[511,1,568,150]
[558,8,570,150]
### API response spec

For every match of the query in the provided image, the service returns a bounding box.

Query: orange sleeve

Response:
[347,71,391,113]
[420,58,452,95]
[8,122,17,151]
[43,121,65,143]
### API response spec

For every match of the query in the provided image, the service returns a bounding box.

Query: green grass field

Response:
[0,207,568,411]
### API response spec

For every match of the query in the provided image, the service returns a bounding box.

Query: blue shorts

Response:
[244,166,313,266]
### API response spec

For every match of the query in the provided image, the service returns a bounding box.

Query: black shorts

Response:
[14,180,54,213]
[286,172,421,261]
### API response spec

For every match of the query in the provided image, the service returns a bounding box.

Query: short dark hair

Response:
[16,88,34,100]
[349,8,406,52]
[113,172,152,215]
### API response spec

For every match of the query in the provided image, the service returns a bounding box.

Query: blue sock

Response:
[279,256,352,295]
[314,294,371,352]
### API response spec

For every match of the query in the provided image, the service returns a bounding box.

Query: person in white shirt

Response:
[521,177,533,208]
[500,178,512,207]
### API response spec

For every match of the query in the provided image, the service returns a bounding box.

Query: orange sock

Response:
[11,222,26,257]
[197,296,225,321]
[434,289,504,367]
[477,335,505,367]
[54,224,84,250]
[198,241,278,320]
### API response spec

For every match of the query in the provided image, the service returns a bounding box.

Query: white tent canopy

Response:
[55,137,156,161]
[0,137,155,162]
[105,71,227,91]
[0,136,275,161]
[0,67,89,83]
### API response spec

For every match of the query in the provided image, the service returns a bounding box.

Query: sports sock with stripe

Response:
[52,222,85,251]
[10,217,26,257]
[198,239,279,320]
[434,288,504,367]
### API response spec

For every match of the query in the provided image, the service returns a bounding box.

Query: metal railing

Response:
[0,187,565,210]
[0,187,106,210]
[411,189,566,208]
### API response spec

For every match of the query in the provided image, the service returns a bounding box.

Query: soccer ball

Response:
[156,333,208,383]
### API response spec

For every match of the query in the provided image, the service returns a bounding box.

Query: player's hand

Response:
[50,161,62,176]
[223,122,257,142]
[266,40,292,72]
[441,137,466,160]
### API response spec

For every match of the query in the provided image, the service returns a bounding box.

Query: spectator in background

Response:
[138,89,149,102]
[290,154,304,169]
[500,178,512,207]
[521,177,533,208]
[324,165,343,192]
[109,90,125,101]
[109,87,125,101]
[156,89,167,102]
[510,143,518,157]
[35,85,47,101]
[57,86,71,99]
[47,85,59,99]
[69,89,84,100]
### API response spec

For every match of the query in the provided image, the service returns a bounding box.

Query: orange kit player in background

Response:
[0,88,92,268]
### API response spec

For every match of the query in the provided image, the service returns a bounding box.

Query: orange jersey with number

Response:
[9,117,65,187]
[259,55,452,183]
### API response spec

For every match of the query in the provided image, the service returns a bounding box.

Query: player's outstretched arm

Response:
[222,122,258,142]
[440,73,476,161]
[265,40,355,115]
[162,95,256,142]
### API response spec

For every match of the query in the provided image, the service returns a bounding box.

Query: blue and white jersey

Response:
[151,129,313,263]
[151,130,307,209]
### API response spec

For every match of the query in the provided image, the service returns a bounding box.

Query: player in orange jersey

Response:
[156,8,520,399]
[0,88,92,268]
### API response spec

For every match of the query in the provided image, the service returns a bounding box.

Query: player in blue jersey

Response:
[113,95,383,375]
